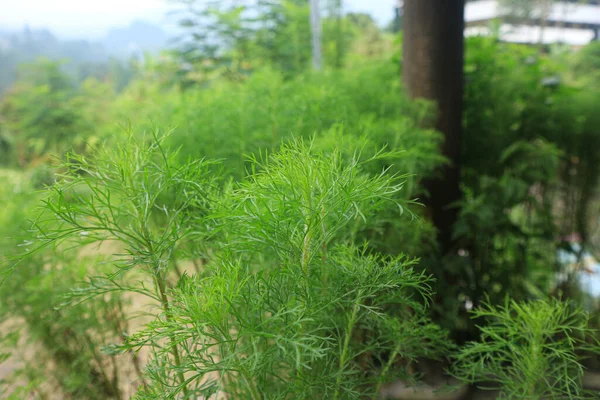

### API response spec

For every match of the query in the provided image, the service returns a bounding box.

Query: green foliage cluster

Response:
[112,61,444,186]
[0,12,599,399]
[0,169,141,399]
[426,36,600,340]
[0,37,455,397]
[453,298,598,399]
[171,0,381,78]
[1,135,451,398]
[0,59,115,168]
[462,37,600,245]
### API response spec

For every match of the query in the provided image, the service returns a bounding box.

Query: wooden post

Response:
[402,0,465,253]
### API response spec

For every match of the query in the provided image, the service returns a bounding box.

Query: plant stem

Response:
[171,252,184,279]
[222,330,261,400]
[333,290,362,400]
[155,274,189,397]
[84,332,121,398]
[302,222,311,276]
[374,343,401,397]
[321,203,327,262]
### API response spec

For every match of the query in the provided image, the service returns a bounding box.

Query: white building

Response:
[465,0,600,46]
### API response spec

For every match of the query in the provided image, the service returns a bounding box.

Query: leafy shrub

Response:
[110,61,444,187]
[453,298,598,399]
[9,134,451,399]
[431,36,600,341]
[463,37,600,246]
[0,169,138,398]
[0,59,113,168]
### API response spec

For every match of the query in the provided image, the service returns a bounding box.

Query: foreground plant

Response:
[131,140,451,399]
[453,298,599,399]
[12,135,450,399]
[24,131,220,396]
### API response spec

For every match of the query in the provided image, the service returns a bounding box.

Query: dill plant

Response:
[131,139,451,399]
[12,133,451,399]
[1,253,133,398]
[453,298,599,399]
[0,170,138,398]
[21,131,220,397]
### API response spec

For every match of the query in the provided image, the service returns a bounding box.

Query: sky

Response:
[0,0,396,40]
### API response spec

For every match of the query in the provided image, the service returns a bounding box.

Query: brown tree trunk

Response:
[402,0,465,254]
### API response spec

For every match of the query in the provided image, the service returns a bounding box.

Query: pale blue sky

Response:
[0,0,396,39]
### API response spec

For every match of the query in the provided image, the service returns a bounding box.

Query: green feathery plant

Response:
[452,298,600,399]
[13,133,451,399]
[22,130,220,397]
[129,139,451,399]
[8,120,599,400]
[0,169,140,398]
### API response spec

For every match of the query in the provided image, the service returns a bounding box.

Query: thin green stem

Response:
[374,343,401,397]
[334,289,363,400]
[320,203,327,263]
[302,223,311,276]
[155,274,189,397]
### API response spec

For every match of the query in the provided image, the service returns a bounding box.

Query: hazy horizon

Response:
[0,0,396,40]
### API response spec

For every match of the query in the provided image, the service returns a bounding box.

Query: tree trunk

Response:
[402,0,465,254]
[309,0,323,70]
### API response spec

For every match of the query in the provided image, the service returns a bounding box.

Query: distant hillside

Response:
[0,21,168,93]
